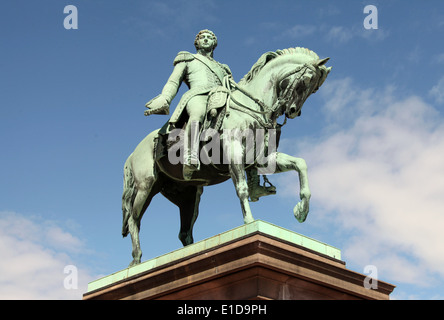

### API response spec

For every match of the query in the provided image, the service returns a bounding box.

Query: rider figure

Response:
[145,29,275,201]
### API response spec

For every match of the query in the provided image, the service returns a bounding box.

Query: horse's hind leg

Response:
[161,183,203,246]
[122,130,161,267]
[179,185,203,246]
[128,180,157,266]
[127,213,142,267]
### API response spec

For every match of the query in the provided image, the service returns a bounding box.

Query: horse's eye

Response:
[280,78,289,90]
[278,78,290,96]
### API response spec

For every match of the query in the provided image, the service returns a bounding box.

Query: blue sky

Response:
[1,0,444,299]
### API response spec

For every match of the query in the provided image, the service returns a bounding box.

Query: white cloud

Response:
[432,53,444,64]
[279,78,444,293]
[429,76,444,104]
[278,24,317,40]
[123,0,219,40]
[0,212,96,299]
[321,24,389,44]
[326,26,354,43]
[267,21,389,46]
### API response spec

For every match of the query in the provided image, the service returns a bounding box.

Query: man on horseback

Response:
[144,29,275,201]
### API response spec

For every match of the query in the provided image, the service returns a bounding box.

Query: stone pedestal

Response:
[83,220,395,300]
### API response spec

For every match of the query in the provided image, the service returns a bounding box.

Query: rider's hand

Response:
[144,95,169,116]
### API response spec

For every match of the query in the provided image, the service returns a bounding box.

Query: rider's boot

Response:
[246,168,276,202]
[183,121,201,180]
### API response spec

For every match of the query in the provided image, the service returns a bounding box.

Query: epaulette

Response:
[221,63,232,75]
[173,51,195,66]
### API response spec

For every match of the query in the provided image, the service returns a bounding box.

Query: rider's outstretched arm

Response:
[145,59,187,115]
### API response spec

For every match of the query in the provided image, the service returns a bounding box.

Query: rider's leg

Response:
[183,95,207,180]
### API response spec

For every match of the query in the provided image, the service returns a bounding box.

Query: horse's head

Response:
[238,47,331,122]
[276,56,331,119]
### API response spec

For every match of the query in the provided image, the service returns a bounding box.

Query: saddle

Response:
[203,85,230,131]
[154,85,230,162]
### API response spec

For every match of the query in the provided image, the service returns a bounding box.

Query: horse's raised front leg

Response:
[265,152,311,222]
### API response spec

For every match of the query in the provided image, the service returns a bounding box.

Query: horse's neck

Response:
[235,78,272,110]
[234,58,291,112]
[225,59,298,128]
[227,69,277,127]
[226,84,268,129]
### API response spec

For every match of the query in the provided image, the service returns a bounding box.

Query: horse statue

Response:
[122,47,331,266]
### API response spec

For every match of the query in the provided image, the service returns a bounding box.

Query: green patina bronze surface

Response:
[121,29,331,266]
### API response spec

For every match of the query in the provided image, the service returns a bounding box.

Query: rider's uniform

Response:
[160,51,232,127]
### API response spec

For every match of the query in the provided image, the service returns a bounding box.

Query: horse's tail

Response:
[121,154,135,237]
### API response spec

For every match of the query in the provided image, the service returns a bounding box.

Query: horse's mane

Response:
[239,47,320,85]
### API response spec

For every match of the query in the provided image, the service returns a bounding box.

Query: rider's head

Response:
[194,29,218,54]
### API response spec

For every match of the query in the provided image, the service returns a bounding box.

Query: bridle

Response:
[224,63,317,129]
[222,76,275,129]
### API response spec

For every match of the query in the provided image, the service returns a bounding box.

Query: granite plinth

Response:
[83,220,395,300]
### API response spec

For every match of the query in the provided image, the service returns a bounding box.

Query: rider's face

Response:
[197,32,215,51]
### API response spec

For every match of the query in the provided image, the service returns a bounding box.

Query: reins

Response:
[224,63,311,129]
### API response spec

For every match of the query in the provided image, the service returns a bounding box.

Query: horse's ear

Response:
[315,57,330,66]
[326,66,332,74]
[265,51,279,63]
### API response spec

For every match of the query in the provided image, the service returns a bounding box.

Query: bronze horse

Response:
[122,48,331,266]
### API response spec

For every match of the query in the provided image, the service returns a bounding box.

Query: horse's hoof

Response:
[293,201,308,223]
[243,216,255,224]
[128,259,141,267]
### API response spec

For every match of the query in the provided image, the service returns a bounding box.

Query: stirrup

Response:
[249,175,276,202]
[249,185,276,202]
